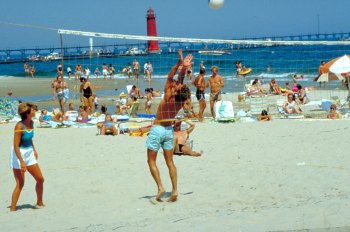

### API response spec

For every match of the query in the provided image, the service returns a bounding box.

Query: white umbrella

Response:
[324,55,350,73]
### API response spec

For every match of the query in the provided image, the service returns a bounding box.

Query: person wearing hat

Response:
[116,92,128,114]
[10,102,45,211]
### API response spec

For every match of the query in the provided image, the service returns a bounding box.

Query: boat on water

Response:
[198,50,231,55]
[28,55,42,62]
[43,52,62,61]
[124,47,146,56]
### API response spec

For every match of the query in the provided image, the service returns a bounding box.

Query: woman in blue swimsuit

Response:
[10,102,45,211]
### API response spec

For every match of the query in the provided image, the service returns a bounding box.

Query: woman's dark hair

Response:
[261,110,268,116]
[80,77,87,82]
[199,69,206,74]
[101,105,107,114]
[252,80,258,85]
[297,84,302,90]
[174,86,191,103]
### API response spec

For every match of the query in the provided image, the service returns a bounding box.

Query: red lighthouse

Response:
[146,8,160,53]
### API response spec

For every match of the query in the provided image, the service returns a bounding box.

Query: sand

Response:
[0,118,350,231]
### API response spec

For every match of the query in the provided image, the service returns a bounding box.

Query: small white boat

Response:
[44,52,62,61]
[198,50,231,55]
[125,47,146,55]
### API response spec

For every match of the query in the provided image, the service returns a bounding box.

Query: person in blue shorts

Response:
[146,49,192,202]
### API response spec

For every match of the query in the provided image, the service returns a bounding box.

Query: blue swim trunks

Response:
[146,125,174,152]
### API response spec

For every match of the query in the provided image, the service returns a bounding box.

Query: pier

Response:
[1,32,349,64]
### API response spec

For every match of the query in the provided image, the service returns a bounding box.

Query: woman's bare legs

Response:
[11,164,44,211]
[11,169,25,211]
[27,164,45,207]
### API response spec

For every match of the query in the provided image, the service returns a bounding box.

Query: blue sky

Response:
[1,0,350,49]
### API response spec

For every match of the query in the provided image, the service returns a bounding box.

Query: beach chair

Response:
[214,101,235,122]
[277,99,304,119]
[128,101,140,117]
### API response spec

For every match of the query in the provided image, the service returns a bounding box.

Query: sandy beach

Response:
[0,118,350,231]
[1,76,349,119]
[1,76,350,231]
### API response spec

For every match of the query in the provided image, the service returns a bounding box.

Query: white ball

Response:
[208,0,224,10]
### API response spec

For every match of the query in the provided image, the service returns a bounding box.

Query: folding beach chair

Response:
[276,99,304,119]
[214,101,235,122]
[128,101,140,117]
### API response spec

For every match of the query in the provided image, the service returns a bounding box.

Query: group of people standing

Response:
[23,63,35,78]
[191,66,225,121]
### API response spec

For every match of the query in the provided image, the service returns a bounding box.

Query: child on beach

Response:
[10,102,45,211]
[327,104,342,119]
[145,88,153,114]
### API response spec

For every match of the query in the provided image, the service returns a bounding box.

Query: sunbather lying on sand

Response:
[96,114,118,135]
[39,108,63,123]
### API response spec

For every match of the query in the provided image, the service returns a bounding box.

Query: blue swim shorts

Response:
[146,125,174,152]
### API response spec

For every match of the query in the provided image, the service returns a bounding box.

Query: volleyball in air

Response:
[208,0,224,10]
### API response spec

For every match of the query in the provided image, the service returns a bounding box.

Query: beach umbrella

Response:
[315,72,344,82]
[323,55,350,73]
